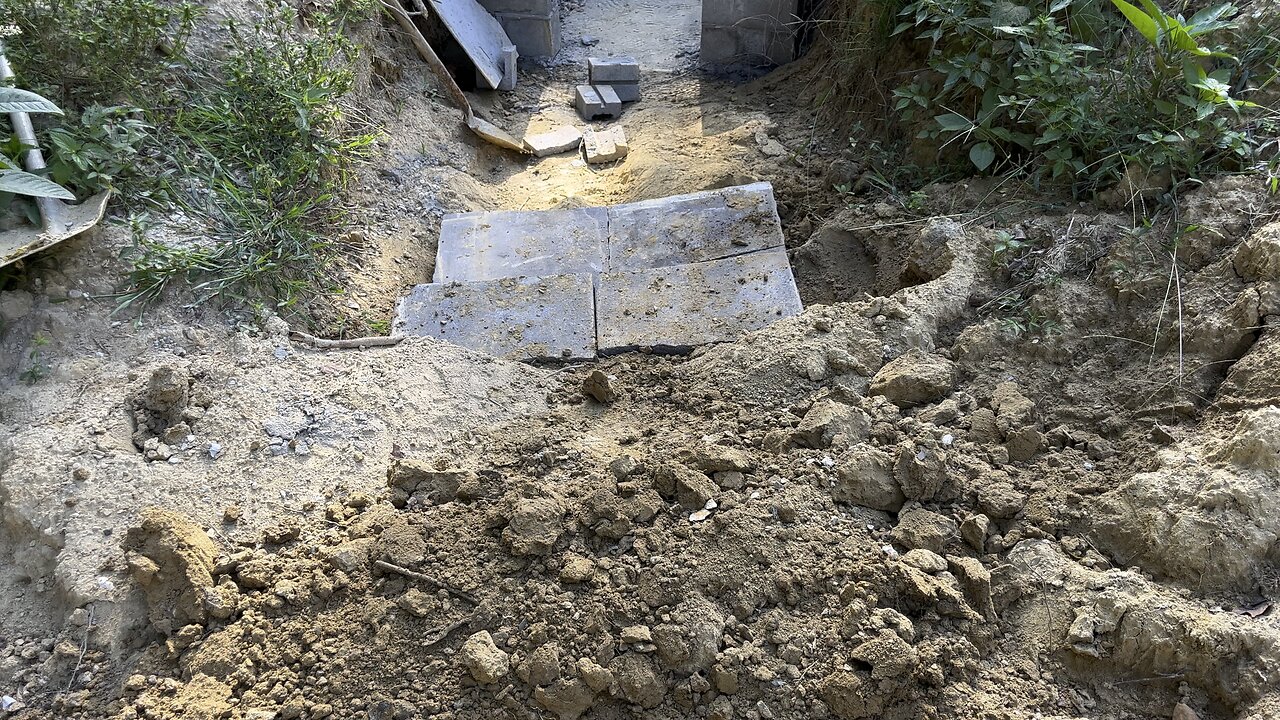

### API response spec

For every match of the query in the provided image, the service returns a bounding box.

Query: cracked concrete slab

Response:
[396,273,597,360]
[605,182,784,271]
[595,248,801,352]
[434,207,608,283]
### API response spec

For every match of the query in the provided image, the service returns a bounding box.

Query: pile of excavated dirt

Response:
[3,3,1280,720]
[6,173,1279,720]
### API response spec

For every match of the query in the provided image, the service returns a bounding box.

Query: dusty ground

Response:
[2,2,1280,720]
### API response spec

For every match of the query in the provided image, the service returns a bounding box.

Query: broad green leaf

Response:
[969,142,996,171]
[1110,0,1159,44]
[0,169,76,199]
[935,113,973,131]
[1182,1,1233,28]
[1138,0,1172,33]
[0,87,63,115]
[1050,0,1073,11]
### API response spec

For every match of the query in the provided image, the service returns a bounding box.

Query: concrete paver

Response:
[395,273,597,360]
[595,248,802,352]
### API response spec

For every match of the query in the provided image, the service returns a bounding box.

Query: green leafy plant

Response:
[893,0,1273,194]
[46,105,154,197]
[0,87,75,201]
[19,332,51,384]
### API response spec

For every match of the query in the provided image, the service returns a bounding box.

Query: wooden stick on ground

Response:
[289,331,404,350]
[374,559,479,604]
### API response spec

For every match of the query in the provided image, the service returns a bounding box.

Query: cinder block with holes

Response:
[575,85,622,120]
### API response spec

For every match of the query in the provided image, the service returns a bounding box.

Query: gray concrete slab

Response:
[494,10,562,58]
[595,248,802,353]
[431,0,513,90]
[434,206,608,283]
[606,182,784,271]
[395,273,597,360]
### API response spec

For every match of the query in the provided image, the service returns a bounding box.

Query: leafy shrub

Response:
[893,0,1275,193]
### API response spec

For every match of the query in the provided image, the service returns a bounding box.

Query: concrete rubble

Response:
[582,126,629,163]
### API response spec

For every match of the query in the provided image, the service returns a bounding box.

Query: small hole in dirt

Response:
[789,224,945,305]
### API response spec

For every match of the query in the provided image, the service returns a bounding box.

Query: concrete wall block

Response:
[701,0,800,28]
[476,0,555,16]
[700,23,795,65]
[495,11,562,58]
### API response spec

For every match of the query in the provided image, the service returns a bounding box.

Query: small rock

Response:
[460,631,510,684]
[223,506,241,524]
[900,548,947,573]
[869,350,957,407]
[890,508,957,553]
[397,588,433,617]
[580,34,599,46]
[713,471,745,489]
[620,625,652,644]
[833,446,903,512]
[960,514,990,552]
[1172,702,1201,720]
[208,441,223,459]
[850,629,918,679]
[560,554,596,584]
[583,369,616,403]
[791,399,871,449]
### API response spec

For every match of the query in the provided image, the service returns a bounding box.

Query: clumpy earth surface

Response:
[2,3,1280,720]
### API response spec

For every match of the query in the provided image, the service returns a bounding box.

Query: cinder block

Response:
[582,127,629,164]
[495,11,562,58]
[588,56,641,83]
[395,273,597,361]
[595,249,802,353]
[604,82,641,103]
[575,85,621,120]
[701,0,799,28]
[478,44,519,91]
[476,0,555,14]
[701,23,796,65]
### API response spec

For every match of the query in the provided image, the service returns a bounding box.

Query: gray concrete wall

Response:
[476,0,562,58]
[701,0,799,67]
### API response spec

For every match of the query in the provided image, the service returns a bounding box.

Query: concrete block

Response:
[595,249,802,353]
[476,0,555,14]
[701,0,799,28]
[607,182,784,270]
[523,125,582,157]
[575,85,621,120]
[434,206,608,282]
[395,273,597,360]
[588,56,641,83]
[495,11,562,58]
[604,82,641,103]
[582,127,629,164]
[701,23,796,65]
[478,44,519,91]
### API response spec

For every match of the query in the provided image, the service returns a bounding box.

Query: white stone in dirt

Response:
[582,126,629,164]
[460,631,510,684]
[524,126,583,157]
